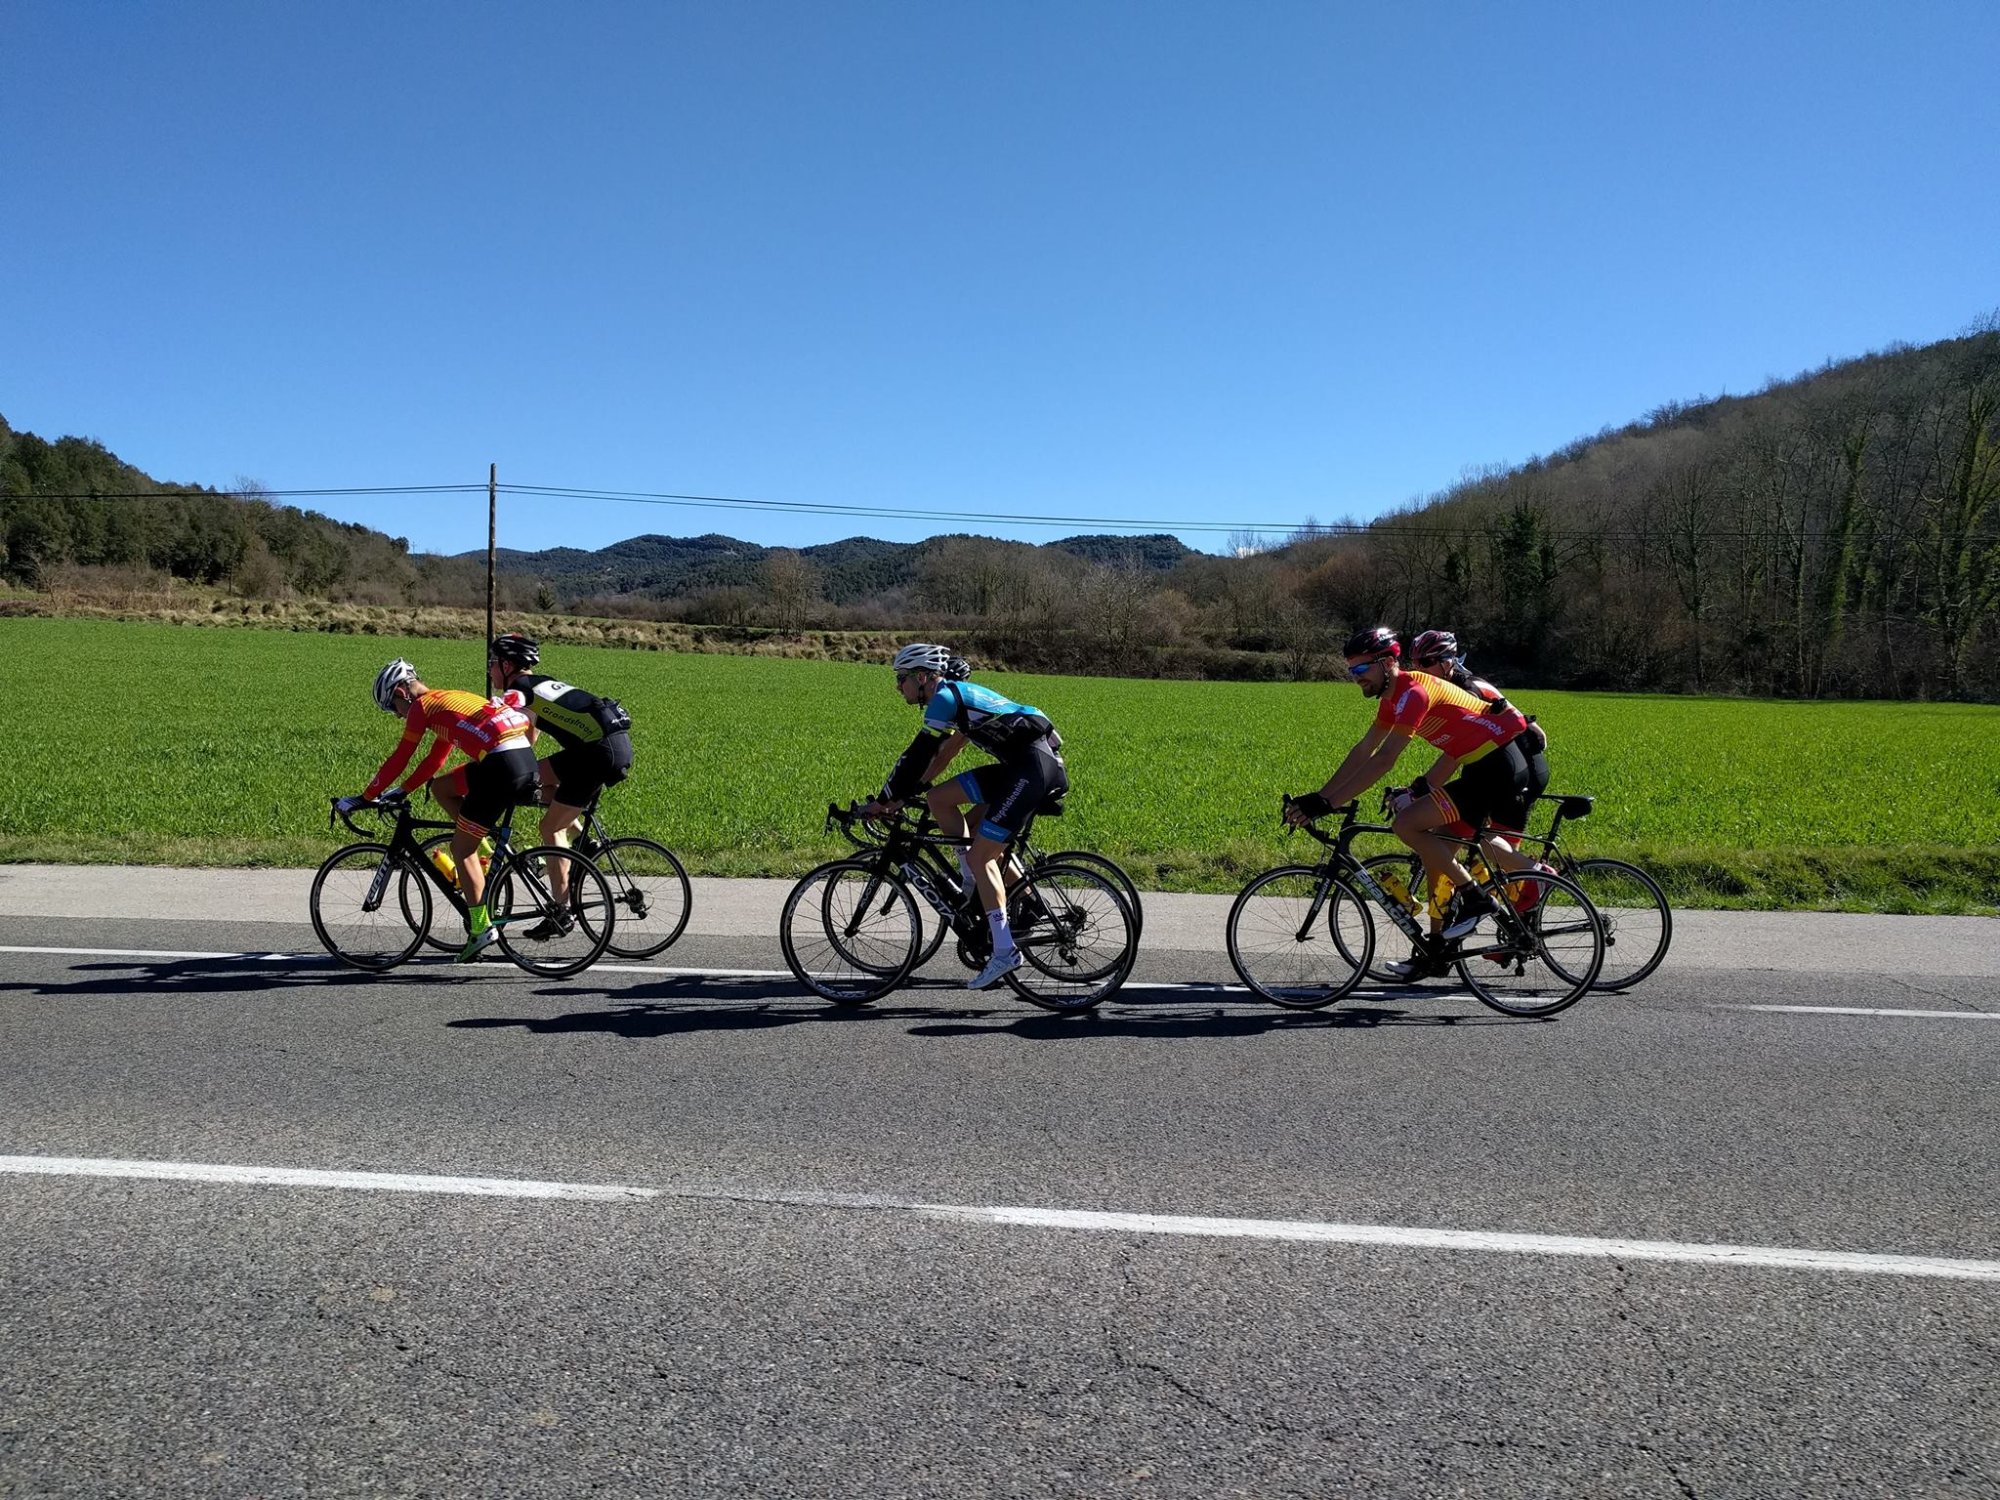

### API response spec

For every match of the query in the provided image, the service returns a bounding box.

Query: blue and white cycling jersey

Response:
[922,680,1057,760]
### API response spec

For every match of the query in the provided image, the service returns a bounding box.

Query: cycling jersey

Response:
[499,674,632,750]
[1372,672,1515,764]
[363,689,532,800]
[1452,672,1531,741]
[883,679,1060,801]
[922,681,1056,759]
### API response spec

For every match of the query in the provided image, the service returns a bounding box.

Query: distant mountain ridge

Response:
[475,531,1195,604]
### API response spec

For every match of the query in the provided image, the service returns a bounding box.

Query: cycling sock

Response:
[986,908,1015,956]
[467,904,491,937]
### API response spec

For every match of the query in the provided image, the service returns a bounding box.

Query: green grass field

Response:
[3,618,1997,912]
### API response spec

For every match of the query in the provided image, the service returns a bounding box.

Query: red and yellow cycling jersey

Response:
[1371,671,1516,763]
[362,689,532,800]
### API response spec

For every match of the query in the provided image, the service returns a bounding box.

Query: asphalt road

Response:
[2,895,1997,1498]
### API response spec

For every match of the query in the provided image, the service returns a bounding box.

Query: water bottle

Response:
[429,847,458,886]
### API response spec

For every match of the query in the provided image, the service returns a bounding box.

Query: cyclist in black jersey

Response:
[487,633,635,928]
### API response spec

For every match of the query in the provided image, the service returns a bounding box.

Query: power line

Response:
[1,480,1978,546]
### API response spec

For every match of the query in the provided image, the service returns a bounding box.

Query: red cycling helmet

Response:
[1411,629,1460,666]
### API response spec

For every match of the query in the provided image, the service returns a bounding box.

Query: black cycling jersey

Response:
[503,674,632,751]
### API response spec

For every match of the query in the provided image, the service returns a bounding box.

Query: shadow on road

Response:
[444,973,1534,1041]
[0,955,467,999]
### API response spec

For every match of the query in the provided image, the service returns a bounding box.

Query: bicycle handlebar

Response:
[1280,792,1356,847]
[329,793,408,839]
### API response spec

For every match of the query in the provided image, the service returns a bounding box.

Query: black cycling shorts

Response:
[547,731,633,807]
[1440,741,1530,831]
[458,745,540,833]
[953,743,1069,843]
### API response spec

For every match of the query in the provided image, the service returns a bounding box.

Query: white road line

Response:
[5,1153,1997,1283]
[0,1155,658,1202]
[1712,1004,1999,1020]
[0,945,790,979]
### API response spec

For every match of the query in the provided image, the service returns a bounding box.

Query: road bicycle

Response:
[781,801,1138,1011]
[311,794,614,978]
[1225,796,1606,1016]
[407,786,692,960]
[1354,791,1671,990]
[832,799,1145,965]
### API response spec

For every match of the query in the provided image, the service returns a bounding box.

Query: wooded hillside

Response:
[5,322,1995,698]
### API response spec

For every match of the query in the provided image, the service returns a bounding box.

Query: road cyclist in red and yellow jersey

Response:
[334,659,538,963]
[1283,625,1534,979]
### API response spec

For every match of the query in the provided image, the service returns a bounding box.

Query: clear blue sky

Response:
[5,0,1995,557]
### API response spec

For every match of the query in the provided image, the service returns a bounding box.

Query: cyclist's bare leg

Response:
[450,822,488,910]
[1393,797,1477,914]
[967,831,1010,915]
[538,768,587,906]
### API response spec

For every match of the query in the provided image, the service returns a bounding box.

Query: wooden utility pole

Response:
[486,463,498,648]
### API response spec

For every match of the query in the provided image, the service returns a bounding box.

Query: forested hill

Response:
[484,531,1194,604]
[1277,324,2000,700]
[4,320,1996,699]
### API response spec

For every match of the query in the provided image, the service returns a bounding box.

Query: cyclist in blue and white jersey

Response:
[863,643,1068,990]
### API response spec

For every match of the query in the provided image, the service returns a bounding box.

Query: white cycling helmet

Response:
[373,658,418,713]
[892,643,953,675]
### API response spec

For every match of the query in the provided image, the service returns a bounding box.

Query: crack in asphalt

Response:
[1096,1253,1321,1441]
[1610,1262,1702,1500]
[1880,975,1987,1013]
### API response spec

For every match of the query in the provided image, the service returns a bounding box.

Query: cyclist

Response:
[486,633,634,935]
[336,658,537,962]
[862,643,1067,991]
[1284,626,1530,974]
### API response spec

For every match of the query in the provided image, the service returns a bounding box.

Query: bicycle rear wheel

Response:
[1041,849,1145,943]
[1226,865,1373,1009]
[1453,869,1604,1017]
[592,836,694,958]
[782,859,921,1004]
[490,846,615,978]
[1003,860,1137,1012]
[1563,857,1672,990]
[311,842,428,972]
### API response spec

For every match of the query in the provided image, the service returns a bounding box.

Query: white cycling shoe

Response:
[967,948,1023,990]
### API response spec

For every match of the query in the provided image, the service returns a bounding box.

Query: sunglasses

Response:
[1346,659,1381,677]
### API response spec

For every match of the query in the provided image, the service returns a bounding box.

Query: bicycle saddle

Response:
[1556,795,1594,819]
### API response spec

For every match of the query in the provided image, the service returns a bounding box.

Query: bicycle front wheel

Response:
[1453,869,1604,1017]
[1563,858,1672,990]
[781,859,921,1005]
[490,846,616,978]
[311,842,428,972]
[1226,866,1373,1009]
[1003,860,1137,1012]
[593,836,694,959]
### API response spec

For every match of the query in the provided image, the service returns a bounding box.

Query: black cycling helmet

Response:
[489,633,540,668]
[1342,625,1401,661]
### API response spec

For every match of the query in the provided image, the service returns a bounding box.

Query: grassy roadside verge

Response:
[5,617,1997,915]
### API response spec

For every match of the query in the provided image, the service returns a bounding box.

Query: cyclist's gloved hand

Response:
[1288,791,1335,822]
[333,795,363,816]
[378,787,407,805]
